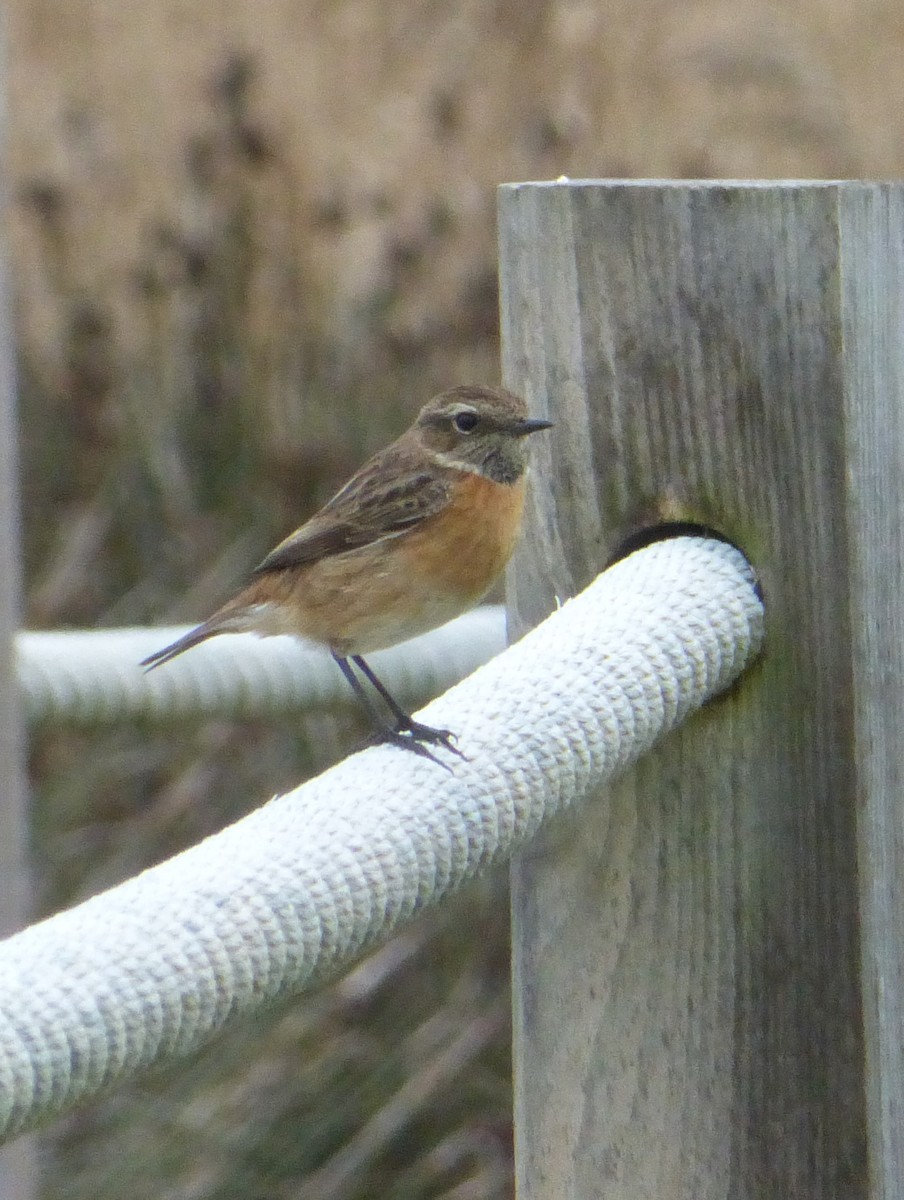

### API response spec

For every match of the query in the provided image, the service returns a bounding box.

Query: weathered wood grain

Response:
[499,180,904,1199]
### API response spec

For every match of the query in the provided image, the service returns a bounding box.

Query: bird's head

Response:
[414,385,552,484]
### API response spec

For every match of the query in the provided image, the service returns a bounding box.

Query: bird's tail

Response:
[141,622,221,670]
[141,584,283,671]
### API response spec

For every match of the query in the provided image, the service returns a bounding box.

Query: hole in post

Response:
[608,522,746,568]
[608,520,736,565]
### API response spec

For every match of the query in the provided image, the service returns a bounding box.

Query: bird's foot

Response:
[371,718,467,768]
[396,716,467,761]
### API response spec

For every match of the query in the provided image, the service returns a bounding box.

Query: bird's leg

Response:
[347,654,466,761]
[351,654,463,755]
[331,654,462,765]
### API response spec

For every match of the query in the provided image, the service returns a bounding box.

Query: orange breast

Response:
[400,472,527,603]
[227,472,528,655]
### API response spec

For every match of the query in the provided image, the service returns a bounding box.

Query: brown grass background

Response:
[8,0,904,1196]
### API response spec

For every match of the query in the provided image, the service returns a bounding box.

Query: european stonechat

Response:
[143,384,552,760]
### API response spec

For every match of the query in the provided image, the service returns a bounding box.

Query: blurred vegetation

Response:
[41,880,513,1200]
[8,0,904,1195]
[15,31,511,1200]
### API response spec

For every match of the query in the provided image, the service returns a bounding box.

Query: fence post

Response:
[0,7,35,1196]
[498,180,904,1199]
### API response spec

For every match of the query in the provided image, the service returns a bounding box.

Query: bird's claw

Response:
[370,719,467,769]
[396,718,467,760]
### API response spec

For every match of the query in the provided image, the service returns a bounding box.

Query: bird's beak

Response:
[514,417,554,436]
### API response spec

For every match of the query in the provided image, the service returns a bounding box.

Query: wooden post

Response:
[0,7,35,1197]
[499,181,904,1199]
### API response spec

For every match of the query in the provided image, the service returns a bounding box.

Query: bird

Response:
[142,384,552,761]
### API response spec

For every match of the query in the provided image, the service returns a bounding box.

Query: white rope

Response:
[16,607,507,727]
[0,537,764,1140]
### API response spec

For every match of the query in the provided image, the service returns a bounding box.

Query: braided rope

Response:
[0,537,763,1139]
[17,607,506,727]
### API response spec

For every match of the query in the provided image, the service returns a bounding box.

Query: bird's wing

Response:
[252,460,451,574]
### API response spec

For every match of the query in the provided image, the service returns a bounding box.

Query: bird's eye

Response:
[453,411,480,434]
